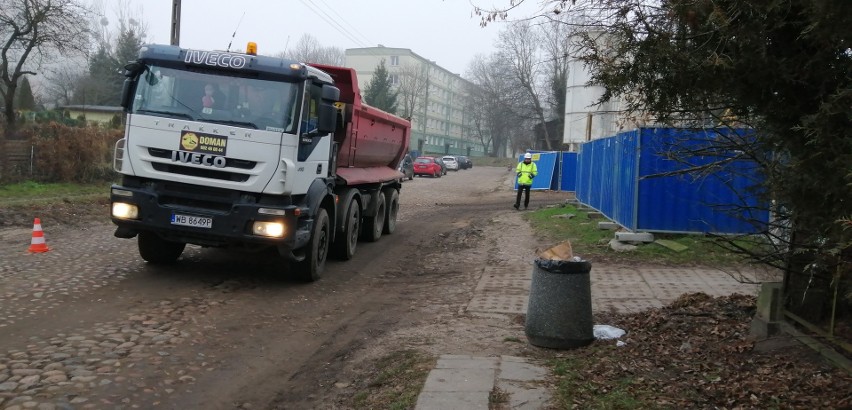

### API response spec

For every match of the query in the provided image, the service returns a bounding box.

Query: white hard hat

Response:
[524,153,532,159]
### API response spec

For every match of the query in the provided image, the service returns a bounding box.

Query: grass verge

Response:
[0,181,111,227]
[0,181,109,204]
[352,350,434,410]
[524,204,753,267]
[550,347,655,409]
[471,156,515,168]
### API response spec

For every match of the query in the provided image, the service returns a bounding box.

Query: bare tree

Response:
[87,0,112,51]
[0,0,90,181]
[315,46,345,67]
[497,21,554,150]
[85,0,147,49]
[287,34,321,61]
[465,53,527,157]
[395,63,428,120]
[69,0,147,107]
[539,17,571,145]
[1,0,90,130]
[40,58,86,107]
[280,34,344,66]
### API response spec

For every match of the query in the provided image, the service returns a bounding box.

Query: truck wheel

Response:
[332,198,359,260]
[383,188,399,235]
[292,208,329,282]
[138,232,185,264]
[361,192,385,242]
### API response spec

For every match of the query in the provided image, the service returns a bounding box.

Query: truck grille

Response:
[148,148,254,182]
[151,163,250,182]
[158,183,245,214]
[159,194,234,213]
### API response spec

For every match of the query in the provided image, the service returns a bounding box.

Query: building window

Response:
[390,56,399,66]
[390,74,399,85]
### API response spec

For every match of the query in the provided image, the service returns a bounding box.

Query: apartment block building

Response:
[345,46,486,157]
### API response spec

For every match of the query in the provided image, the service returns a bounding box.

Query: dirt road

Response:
[0,166,565,409]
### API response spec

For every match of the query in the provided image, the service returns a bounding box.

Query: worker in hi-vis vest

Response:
[514,152,537,210]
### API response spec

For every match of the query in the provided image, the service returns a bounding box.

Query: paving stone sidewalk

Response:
[415,206,770,409]
[415,355,550,410]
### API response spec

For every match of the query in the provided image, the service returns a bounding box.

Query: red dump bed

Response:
[309,64,411,186]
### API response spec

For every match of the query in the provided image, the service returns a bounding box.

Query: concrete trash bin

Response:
[525,241,594,349]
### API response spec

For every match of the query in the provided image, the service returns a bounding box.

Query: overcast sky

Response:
[136,0,544,75]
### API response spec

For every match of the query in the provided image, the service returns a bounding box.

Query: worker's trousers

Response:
[515,184,531,209]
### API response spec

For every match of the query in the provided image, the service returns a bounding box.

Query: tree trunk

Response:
[2,86,21,182]
[782,226,842,324]
[537,113,553,151]
[0,131,10,183]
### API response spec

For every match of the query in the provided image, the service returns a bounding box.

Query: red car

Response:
[413,156,442,178]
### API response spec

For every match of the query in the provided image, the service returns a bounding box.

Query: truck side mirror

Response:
[123,62,143,77]
[120,62,146,110]
[321,85,340,101]
[316,102,337,134]
[120,78,133,109]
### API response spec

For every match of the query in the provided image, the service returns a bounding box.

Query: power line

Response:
[294,0,396,64]
[297,0,371,49]
[311,0,374,47]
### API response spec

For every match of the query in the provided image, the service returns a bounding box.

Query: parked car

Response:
[442,155,459,171]
[456,155,472,170]
[398,154,414,181]
[413,156,442,178]
[434,157,448,175]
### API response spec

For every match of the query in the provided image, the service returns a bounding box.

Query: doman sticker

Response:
[178,131,228,155]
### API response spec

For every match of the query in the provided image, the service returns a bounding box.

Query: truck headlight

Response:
[253,221,286,237]
[112,202,139,219]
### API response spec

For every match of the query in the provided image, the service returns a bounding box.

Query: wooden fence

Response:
[3,139,34,179]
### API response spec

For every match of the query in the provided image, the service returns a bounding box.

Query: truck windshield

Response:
[131,65,300,133]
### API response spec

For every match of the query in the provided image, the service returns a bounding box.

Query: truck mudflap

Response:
[110,185,307,250]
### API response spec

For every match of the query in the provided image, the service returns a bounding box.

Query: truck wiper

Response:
[136,109,194,121]
[202,119,258,129]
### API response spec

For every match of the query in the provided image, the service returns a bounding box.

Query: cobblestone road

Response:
[0,166,530,410]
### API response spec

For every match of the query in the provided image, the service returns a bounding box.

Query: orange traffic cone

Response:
[27,217,50,253]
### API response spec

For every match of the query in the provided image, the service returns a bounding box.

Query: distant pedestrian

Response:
[514,152,537,210]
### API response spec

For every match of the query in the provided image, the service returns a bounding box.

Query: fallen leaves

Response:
[549,293,851,409]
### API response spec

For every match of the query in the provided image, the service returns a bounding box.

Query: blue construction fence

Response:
[573,127,769,234]
[512,151,577,191]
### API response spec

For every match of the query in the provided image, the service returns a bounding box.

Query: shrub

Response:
[23,123,122,183]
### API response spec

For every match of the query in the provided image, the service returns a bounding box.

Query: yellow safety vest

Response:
[516,162,537,186]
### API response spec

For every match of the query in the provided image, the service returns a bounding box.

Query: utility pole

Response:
[170,0,181,46]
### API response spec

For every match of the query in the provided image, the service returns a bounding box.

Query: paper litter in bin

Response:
[593,324,626,340]
[536,240,573,260]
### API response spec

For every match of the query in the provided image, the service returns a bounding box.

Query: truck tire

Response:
[332,197,360,260]
[383,188,399,235]
[292,208,330,282]
[138,232,185,264]
[361,192,385,242]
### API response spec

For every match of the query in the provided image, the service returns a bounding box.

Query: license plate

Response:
[171,213,213,228]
